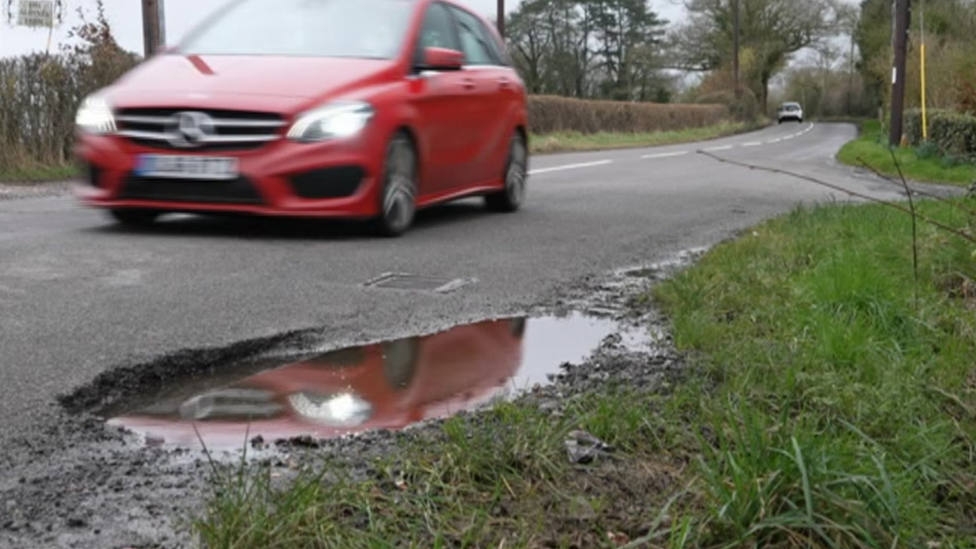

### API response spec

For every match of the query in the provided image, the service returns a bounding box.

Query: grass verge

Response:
[837,119,976,186]
[529,121,761,154]
[195,197,976,548]
[0,163,77,184]
[196,196,976,549]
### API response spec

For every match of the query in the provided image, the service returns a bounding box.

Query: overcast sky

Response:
[0,0,688,58]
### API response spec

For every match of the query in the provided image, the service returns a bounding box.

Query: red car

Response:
[73,0,529,236]
[108,318,527,449]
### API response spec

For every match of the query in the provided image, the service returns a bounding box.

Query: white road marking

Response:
[783,135,795,140]
[642,151,689,159]
[743,142,762,147]
[703,145,733,152]
[528,160,612,175]
[768,138,782,143]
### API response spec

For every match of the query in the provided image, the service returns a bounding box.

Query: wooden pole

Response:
[141,0,165,56]
[733,0,740,99]
[497,0,504,37]
[889,0,910,147]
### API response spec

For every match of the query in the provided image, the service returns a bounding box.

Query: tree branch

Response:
[696,150,976,245]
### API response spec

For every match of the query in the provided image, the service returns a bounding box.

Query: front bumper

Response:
[74,132,384,219]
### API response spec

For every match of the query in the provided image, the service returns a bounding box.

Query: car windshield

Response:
[178,0,415,59]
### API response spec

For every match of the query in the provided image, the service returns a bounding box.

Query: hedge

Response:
[0,48,138,169]
[527,95,730,135]
[905,108,976,160]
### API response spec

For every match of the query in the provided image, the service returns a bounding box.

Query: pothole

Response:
[103,312,656,450]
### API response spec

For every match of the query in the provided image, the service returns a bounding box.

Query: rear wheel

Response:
[372,132,417,237]
[485,131,527,213]
[108,209,159,227]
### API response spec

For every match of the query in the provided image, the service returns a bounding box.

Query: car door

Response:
[407,1,479,196]
[445,5,506,187]
[470,11,524,184]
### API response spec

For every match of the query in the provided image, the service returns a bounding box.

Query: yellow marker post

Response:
[920,0,928,140]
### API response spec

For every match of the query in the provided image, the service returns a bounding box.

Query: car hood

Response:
[105,54,397,113]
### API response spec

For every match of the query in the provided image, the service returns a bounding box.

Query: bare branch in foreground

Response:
[695,150,976,245]
[886,149,920,311]
[855,157,976,219]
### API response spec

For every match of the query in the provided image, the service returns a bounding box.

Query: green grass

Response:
[530,121,760,154]
[0,163,77,183]
[194,389,692,549]
[836,119,976,186]
[194,195,976,549]
[654,199,976,549]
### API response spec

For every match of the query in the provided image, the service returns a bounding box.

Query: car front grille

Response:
[115,108,287,152]
[118,172,266,205]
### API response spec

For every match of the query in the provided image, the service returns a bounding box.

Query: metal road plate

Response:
[363,273,475,293]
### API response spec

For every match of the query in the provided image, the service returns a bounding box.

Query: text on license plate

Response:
[136,155,239,180]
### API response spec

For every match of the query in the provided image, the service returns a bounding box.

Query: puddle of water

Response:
[105,312,650,451]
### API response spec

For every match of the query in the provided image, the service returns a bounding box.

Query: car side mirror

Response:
[418,47,464,71]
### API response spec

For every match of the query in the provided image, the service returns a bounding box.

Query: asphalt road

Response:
[0,122,951,448]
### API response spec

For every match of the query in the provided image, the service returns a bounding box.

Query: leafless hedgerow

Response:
[0,0,140,173]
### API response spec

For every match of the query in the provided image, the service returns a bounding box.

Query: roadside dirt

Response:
[0,249,703,549]
[0,181,74,201]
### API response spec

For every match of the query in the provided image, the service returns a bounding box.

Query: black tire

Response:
[485,131,527,213]
[372,132,418,237]
[108,209,159,227]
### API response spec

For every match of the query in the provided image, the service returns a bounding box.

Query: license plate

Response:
[136,154,239,180]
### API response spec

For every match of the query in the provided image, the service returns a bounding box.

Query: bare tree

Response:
[673,0,835,112]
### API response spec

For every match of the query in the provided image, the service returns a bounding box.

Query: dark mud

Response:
[0,249,703,549]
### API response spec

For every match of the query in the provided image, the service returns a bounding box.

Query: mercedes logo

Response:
[167,111,215,148]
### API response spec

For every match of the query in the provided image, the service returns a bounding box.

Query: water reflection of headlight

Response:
[287,392,372,426]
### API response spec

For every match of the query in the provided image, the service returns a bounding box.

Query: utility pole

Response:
[496,0,504,38]
[141,0,166,57]
[733,0,740,99]
[889,0,910,147]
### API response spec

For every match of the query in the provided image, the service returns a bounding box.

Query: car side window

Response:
[414,2,459,65]
[473,15,510,66]
[448,7,496,66]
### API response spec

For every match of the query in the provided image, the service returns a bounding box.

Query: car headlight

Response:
[287,101,374,142]
[75,96,117,134]
[287,392,373,426]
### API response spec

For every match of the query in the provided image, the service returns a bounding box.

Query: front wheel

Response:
[108,209,159,227]
[372,132,418,237]
[485,131,527,213]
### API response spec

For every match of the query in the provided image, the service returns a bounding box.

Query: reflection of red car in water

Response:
[109,318,526,448]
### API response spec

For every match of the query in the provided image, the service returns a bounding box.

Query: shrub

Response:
[527,95,729,135]
[905,108,976,160]
[930,111,976,159]
[914,141,940,160]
